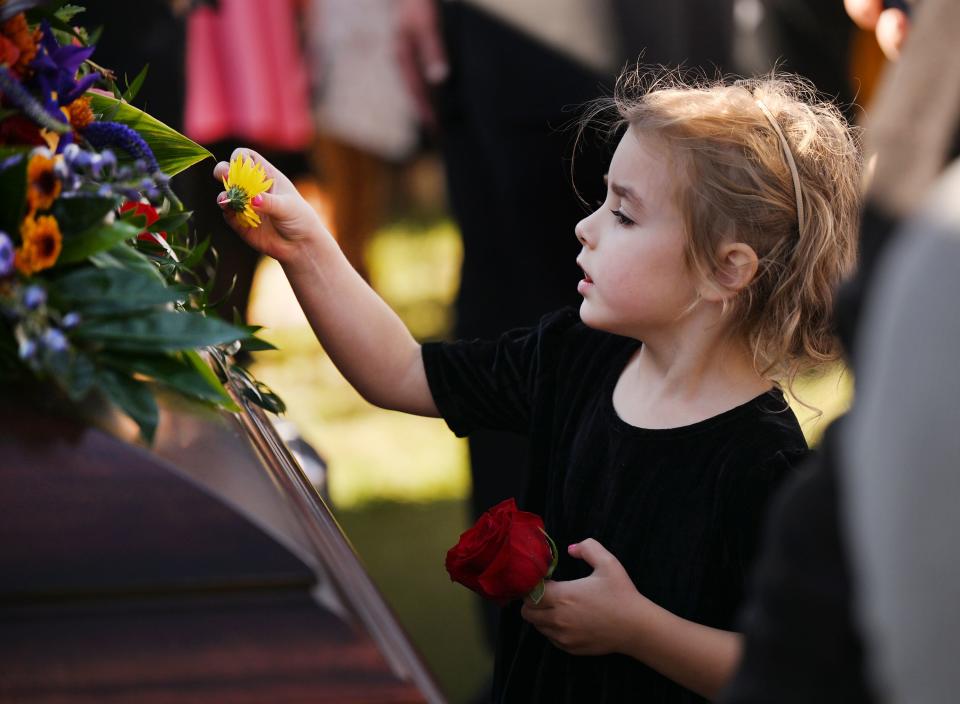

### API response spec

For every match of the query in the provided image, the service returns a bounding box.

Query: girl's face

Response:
[575,128,699,338]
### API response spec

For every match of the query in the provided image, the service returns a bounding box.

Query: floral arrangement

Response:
[446,498,558,605]
[0,1,281,442]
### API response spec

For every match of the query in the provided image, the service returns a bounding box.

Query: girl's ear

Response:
[701,242,759,302]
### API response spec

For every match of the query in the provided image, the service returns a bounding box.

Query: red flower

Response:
[0,114,44,146]
[119,201,167,242]
[445,498,556,606]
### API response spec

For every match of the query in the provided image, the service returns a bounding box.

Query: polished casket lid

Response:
[0,374,444,704]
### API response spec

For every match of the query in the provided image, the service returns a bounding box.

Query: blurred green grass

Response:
[247,216,852,703]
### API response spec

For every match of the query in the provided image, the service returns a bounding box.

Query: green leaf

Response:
[184,349,241,411]
[528,580,545,605]
[90,243,167,283]
[541,528,559,579]
[150,210,192,234]
[56,351,96,401]
[0,156,27,234]
[75,310,252,352]
[100,350,240,411]
[49,267,186,315]
[97,366,158,443]
[54,3,84,22]
[87,24,103,47]
[51,196,117,235]
[178,235,211,269]
[58,219,140,265]
[87,93,213,176]
[241,336,278,352]
[36,8,87,46]
[122,63,149,104]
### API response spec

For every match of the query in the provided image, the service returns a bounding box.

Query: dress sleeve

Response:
[421,308,579,437]
[726,447,812,583]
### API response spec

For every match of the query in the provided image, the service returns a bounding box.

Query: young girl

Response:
[214,71,860,703]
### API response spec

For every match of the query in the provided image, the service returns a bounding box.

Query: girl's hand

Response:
[213,148,330,265]
[520,538,647,656]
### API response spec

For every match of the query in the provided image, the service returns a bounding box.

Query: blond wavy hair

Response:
[581,68,862,392]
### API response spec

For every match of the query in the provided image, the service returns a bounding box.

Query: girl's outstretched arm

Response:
[521,539,742,701]
[214,149,438,418]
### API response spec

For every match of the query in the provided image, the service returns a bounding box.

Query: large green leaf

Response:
[87,93,213,176]
[90,243,167,283]
[75,310,251,352]
[58,218,140,265]
[96,366,158,442]
[49,266,186,315]
[150,210,192,234]
[0,156,26,235]
[51,196,117,235]
[100,349,239,411]
[49,350,96,401]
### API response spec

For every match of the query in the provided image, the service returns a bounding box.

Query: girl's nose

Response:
[575,216,593,247]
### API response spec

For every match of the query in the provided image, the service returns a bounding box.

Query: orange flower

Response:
[66,96,93,130]
[26,150,61,212]
[15,214,62,275]
[1,13,41,78]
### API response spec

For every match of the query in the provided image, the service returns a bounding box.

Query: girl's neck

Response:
[613,319,772,430]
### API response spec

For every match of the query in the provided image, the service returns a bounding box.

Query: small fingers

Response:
[876,8,909,60]
[213,160,229,182]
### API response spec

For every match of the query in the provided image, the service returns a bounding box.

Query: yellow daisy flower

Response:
[222,153,273,228]
[16,213,62,275]
[26,150,61,212]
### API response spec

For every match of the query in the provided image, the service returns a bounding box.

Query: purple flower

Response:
[0,65,70,134]
[29,21,100,115]
[18,338,37,360]
[0,231,13,278]
[23,285,46,310]
[83,122,159,174]
[41,327,68,353]
[61,311,82,329]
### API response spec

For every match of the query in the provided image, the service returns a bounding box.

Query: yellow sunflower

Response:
[222,154,273,228]
[26,150,61,212]
[16,213,62,275]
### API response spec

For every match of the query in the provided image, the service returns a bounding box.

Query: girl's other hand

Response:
[213,148,329,265]
[521,538,645,656]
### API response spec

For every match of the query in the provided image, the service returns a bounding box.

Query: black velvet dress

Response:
[422,308,809,703]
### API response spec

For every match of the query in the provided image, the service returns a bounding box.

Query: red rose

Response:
[119,201,167,242]
[445,498,556,606]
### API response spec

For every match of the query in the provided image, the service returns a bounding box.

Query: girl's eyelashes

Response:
[611,208,635,226]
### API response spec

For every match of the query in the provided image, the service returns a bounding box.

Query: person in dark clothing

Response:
[210,63,861,701]
[425,308,808,703]
[395,4,734,678]
[719,0,960,702]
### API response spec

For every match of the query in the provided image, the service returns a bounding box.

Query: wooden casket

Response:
[0,370,445,703]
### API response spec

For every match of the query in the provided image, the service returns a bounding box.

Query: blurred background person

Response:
[182,0,313,325]
[719,1,960,703]
[304,0,420,283]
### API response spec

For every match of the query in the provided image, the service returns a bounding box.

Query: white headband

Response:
[755,99,805,234]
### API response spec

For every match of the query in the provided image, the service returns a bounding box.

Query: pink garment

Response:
[185,0,313,150]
